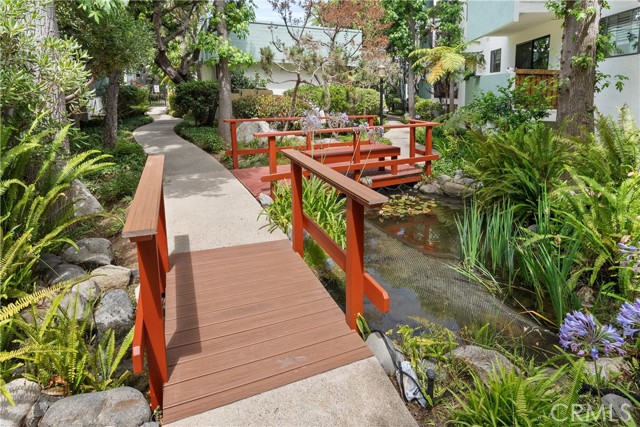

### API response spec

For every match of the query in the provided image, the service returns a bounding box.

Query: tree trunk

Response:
[556,0,601,136]
[407,18,417,118]
[215,0,232,145]
[151,1,190,85]
[448,77,455,113]
[34,0,68,150]
[104,71,121,149]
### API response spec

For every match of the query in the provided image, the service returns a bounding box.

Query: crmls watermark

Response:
[550,403,634,423]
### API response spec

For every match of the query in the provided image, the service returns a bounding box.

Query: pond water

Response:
[361,190,556,354]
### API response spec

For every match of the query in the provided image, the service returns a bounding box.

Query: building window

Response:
[602,8,640,57]
[515,35,550,69]
[490,49,501,73]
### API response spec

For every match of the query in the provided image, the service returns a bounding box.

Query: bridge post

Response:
[290,162,304,258]
[230,121,239,169]
[345,198,365,330]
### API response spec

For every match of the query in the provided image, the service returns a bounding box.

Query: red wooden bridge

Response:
[224,116,439,197]
[123,153,392,423]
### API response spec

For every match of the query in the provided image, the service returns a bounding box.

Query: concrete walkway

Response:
[133,108,418,427]
[383,119,412,158]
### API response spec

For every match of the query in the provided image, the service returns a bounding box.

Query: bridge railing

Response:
[122,155,169,410]
[223,115,376,169]
[282,149,390,329]
[257,121,439,185]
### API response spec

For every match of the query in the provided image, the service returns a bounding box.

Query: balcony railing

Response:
[515,69,559,109]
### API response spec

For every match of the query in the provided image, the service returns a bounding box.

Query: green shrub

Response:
[288,84,381,116]
[174,120,226,153]
[167,92,180,117]
[260,177,347,248]
[232,94,310,129]
[174,81,219,126]
[415,97,444,120]
[231,70,268,90]
[117,85,149,118]
[467,123,573,222]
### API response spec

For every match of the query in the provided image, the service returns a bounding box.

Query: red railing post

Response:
[230,121,239,169]
[156,189,169,292]
[409,126,416,158]
[425,125,433,176]
[291,162,304,258]
[345,198,365,330]
[368,116,374,127]
[135,237,168,409]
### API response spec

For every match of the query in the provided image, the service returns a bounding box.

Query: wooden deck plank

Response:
[161,240,371,423]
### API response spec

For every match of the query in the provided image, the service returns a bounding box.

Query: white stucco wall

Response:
[595,55,640,123]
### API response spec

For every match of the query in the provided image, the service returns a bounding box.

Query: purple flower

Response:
[328,112,349,129]
[619,241,640,274]
[617,299,640,338]
[559,311,625,360]
[301,110,322,134]
[357,123,384,143]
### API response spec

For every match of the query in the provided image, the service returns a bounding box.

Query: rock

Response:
[0,379,41,427]
[94,289,135,339]
[236,121,271,147]
[453,345,517,384]
[419,183,441,194]
[37,253,63,274]
[91,265,131,290]
[601,394,634,422]
[39,387,151,427]
[454,170,463,181]
[44,263,87,285]
[462,178,475,187]
[134,284,140,302]
[576,286,595,309]
[257,192,274,208]
[437,174,452,185]
[23,394,63,427]
[62,238,113,267]
[71,279,100,303]
[584,357,625,381]
[70,179,103,217]
[323,257,337,272]
[366,333,403,375]
[443,181,474,197]
[58,292,90,322]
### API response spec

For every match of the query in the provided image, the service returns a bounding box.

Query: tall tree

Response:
[58,5,153,147]
[547,0,605,136]
[199,0,255,145]
[381,0,430,118]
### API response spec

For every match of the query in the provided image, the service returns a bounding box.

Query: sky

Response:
[253,0,304,24]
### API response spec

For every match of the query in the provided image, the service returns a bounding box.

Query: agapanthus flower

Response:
[617,299,640,338]
[301,110,322,134]
[618,241,640,274]
[559,311,625,360]
[328,112,349,129]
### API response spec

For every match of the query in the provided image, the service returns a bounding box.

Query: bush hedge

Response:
[415,97,445,120]
[174,119,226,153]
[118,85,149,118]
[174,80,219,126]
[232,94,311,129]
[288,84,380,115]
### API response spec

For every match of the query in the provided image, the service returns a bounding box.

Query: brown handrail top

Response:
[224,115,377,123]
[254,122,440,138]
[282,149,388,208]
[122,155,165,241]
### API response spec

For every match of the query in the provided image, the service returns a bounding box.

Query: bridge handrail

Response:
[223,115,376,169]
[122,155,169,411]
[282,149,390,329]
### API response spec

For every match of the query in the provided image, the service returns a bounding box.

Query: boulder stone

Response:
[71,279,100,303]
[443,181,474,197]
[94,289,135,339]
[257,192,274,208]
[70,179,103,217]
[39,387,151,427]
[44,263,86,285]
[601,393,634,422]
[453,345,517,384]
[437,174,452,185]
[236,121,271,147]
[0,379,41,427]
[58,292,90,322]
[91,265,131,290]
[37,253,62,274]
[576,286,595,309]
[23,394,63,427]
[365,333,403,376]
[62,238,113,267]
[419,183,441,195]
[584,357,625,381]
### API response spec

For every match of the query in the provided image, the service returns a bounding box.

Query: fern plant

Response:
[86,328,134,391]
[0,121,111,299]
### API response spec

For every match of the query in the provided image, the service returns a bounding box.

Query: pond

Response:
[360,190,556,355]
